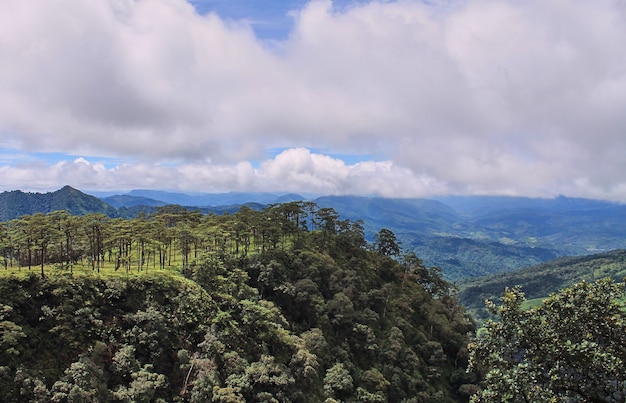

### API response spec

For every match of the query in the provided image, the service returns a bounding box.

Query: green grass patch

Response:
[0,259,187,280]
[521,297,544,310]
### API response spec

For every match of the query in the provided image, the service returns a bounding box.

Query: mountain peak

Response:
[57,185,80,194]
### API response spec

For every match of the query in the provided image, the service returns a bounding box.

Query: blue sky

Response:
[190,0,308,39]
[189,0,373,39]
[2,0,626,200]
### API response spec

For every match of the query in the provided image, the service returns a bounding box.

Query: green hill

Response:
[457,249,626,321]
[0,186,117,221]
[408,236,559,279]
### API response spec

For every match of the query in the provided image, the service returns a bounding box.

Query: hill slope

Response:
[457,249,626,320]
[0,211,477,402]
[0,186,117,221]
[102,194,167,208]
[121,189,304,206]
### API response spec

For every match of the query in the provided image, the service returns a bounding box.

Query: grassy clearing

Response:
[0,259,186,280]
[521,297,544,310]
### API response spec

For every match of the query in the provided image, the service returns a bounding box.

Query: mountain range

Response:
[95,189,307,208]
[2,186,626,281]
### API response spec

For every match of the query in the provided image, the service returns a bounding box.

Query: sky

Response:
[2,0,626,200]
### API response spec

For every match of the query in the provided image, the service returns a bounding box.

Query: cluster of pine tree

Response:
[0,202,478,402]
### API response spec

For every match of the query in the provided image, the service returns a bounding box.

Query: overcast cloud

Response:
[1,0,626,200]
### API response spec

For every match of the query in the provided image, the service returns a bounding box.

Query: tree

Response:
[272,201,307,244]
[0,304,26,373]
[149,216,172,270]
[51,343,110,402]
[374,228,400,257]
[49,211,82,272]
[112,364,167,403]
[109,217,134,273]
[12,216,35,271]
[0,222,13,270]
[84,214,108,272]
[468,278,626,402]
[26,213,58,277]
[177,219,200,274]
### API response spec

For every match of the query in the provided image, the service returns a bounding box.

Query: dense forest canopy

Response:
[0,202,478,402]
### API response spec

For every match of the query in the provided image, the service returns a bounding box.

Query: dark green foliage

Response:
[232,238,476,401]
[375,228,401,257]
[0,204,476,402]
[0,273,212,402]
[468,279,626,402]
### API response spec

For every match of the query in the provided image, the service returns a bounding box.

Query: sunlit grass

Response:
[0,258,187,280]
[521,297,544,310]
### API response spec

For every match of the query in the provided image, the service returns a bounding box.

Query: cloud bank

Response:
[0,149,443,197]
[2,0,626,200]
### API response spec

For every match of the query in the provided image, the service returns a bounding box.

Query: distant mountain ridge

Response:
[2,186,626,281]
[103,189,306,207]
[102,194,167,209]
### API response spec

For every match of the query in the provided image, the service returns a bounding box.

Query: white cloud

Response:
[0,149,446,197]
[2,0,626,199]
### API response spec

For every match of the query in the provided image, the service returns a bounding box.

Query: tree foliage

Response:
[468,278,626,402]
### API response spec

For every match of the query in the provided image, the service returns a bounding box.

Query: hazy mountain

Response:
[315,195,459,234]
[313,195,626,279]
[121,189,306,206]
[102,194,167,208]
[434,195,616,217]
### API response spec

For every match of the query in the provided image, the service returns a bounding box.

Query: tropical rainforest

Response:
[0,202,478,402]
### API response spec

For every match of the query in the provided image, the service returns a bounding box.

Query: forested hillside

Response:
[0,202,477,402]
[458,249,626,321]
[0,186,117,221]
